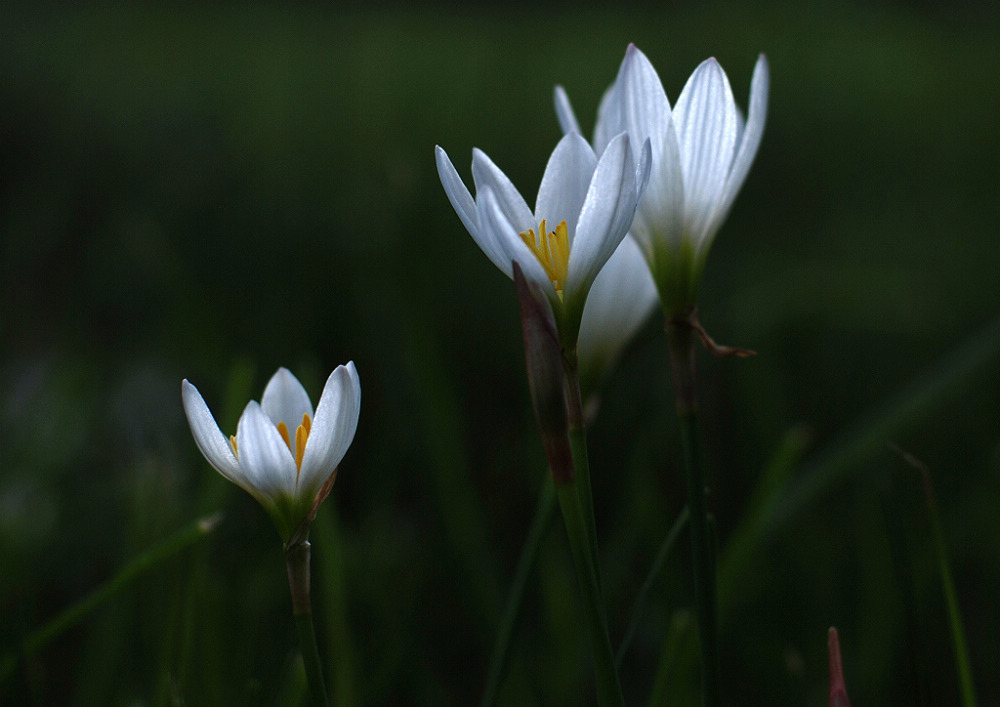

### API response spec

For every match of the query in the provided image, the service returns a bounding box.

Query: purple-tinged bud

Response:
[513,261,574,483]
[828,627,851,707]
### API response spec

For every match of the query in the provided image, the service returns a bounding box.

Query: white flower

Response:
[577,233,658,395]
[182,365,361,541]
[555,45,769,315]
[436,131,650,349]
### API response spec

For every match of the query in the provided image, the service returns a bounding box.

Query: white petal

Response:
[673,58,739,243]
[578,235,658,387]
[435,145,480,241]
[617,45,672,173]
[636,115,685,254]
[470,148,535,235]
[705,54,770,248]
[635,137,653,202]
[261,367,313,434]
[593,80,621,156]
[297,362,362,497]
[181,380,245,486]
[553,85,582,136]
[235,401,298,500]
[564,133,638,307]
[535,133,597,242]
[733,106,746,157]
[479,187,554,291]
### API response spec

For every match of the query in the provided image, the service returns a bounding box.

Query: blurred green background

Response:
[2,1,999,704]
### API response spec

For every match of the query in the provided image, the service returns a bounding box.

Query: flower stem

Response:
[666,315,719,707]
[480,477,557,707]
[285,541,330,707]
[555,478,624,707]
[563,357,603,592]
[559,354,622,704]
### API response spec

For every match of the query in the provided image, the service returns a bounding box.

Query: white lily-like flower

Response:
[577,234,658,396]
[556,45,769,316]
[182,364,361,542]
[436,131,650,350]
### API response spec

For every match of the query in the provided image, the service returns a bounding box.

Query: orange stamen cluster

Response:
[277,413,312,472]
[229,413,313,475]
[519,219,569,293]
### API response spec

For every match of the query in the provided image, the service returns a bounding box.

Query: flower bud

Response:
[827,627,851,707]
[513,262,574,483]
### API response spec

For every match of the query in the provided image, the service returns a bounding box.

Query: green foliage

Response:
[2,2,999,704]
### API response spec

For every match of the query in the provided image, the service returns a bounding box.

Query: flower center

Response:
[519,219,569,294]
[229,413,312,472]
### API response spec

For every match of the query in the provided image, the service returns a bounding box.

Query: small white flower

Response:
[556,45,769,315]
[436,131,650,348]
[182,365,361,541]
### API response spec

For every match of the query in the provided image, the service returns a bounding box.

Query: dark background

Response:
[2,1,999,704]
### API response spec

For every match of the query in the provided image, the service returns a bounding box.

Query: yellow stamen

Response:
[230,414,313,473]
[519,219,570,293]
[295,417,309,472]
[276,421,291,450]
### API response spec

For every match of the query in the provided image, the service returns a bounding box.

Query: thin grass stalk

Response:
[617,506,690,667]
[897,452,979,707]
[0,512,222,685]
[555,478,625,707]
[480,477,557,707]
[312,508,358,707]
[645,610,694,707]
[717,314,1000,628]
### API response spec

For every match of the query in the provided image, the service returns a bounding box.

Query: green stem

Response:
[666,317,719,707]
[569,425,602,589]
[555,479,625,707]
[0,512,222,685]
[286,541,330,707]
[480,477,558,707]
[563,356,603,593]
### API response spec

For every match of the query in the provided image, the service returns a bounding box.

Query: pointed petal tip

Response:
[267,367,298,386]
[623,43,645,64]
[434,144,451,168]
[553,85,582,137]
[559,130,592,152]
[696,56,725,74]
[753,53,770,80]
[331,360,362,398]
[182,379,244,482]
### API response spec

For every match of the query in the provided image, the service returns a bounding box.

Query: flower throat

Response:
[520,219,569,294]
[230,413,312,473]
